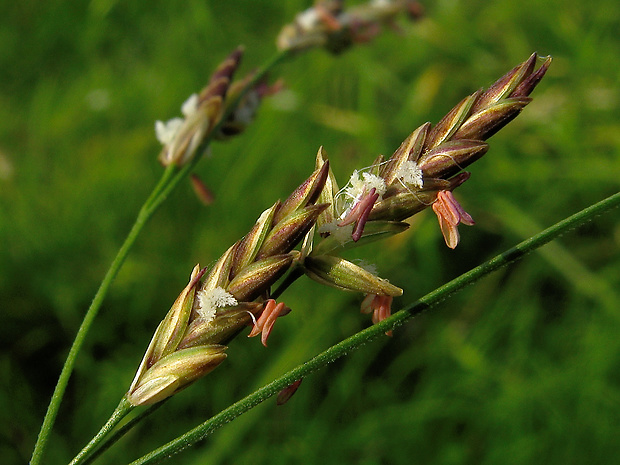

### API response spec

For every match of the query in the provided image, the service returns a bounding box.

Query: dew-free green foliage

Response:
[1,1,619,464]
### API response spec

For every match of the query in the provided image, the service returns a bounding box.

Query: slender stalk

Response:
[75,402,166,465]
[129,191,620,465]
[30,49,292,465]
[68,398,134,465]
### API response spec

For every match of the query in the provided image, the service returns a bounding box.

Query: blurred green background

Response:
[1,0,619,464]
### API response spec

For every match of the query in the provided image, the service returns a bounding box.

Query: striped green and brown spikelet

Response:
[127,164,330,406]
[369,52,552,222]
[198,47,244,107]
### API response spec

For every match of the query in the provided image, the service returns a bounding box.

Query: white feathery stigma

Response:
[195,287,238,322]
[394,160,424,189]
[345,170,387,200]
[334,170,387,220]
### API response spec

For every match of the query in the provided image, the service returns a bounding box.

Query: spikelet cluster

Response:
[128,53,551,406]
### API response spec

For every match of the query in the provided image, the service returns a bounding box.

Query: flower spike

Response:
[277,0,423,54]
[127,53,551,409]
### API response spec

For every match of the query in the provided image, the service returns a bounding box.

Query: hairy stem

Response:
[129,191,620,465]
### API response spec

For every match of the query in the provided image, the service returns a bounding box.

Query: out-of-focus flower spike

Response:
[157,48,244,167]
[217,73,253,113]
[315,147,339,230]
[418,140,489,179]
[258,204,329,258]
[203,96,224,130]
[202,244,237,292]
[453,97,531,141]
[200,78,228,108]
[381,122,429,185]
[425,92,480,150]
[150,265,206,365]
[274,162,330,224]
[511,55,552,98]
[158,107,214,167]
[277,379,303,405]
[227,254,295,302]
[353,0,415,22]
[471,53,536,113]
[216,74,285,140]
[277,1,344,52]
[303,255,403,296]
[277,0,423,54]
[231,202,280,278]
[127,345,228,406]
[198,47,244,104]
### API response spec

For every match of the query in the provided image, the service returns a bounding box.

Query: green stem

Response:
[68,397,134,465]
[77,402,165,465]
[129,191,620,465]
[30,48,292,465]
